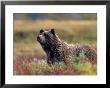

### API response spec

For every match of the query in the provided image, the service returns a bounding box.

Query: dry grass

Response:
[14,20,97,32]
[14,43,45,60]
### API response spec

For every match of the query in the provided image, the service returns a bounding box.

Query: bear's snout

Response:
[37,36,40,42]
[37,35,46,45]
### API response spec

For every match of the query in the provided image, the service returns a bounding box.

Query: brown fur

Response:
[37,29,97,66]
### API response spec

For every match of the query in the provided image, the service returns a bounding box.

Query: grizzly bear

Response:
[37,29,97,66]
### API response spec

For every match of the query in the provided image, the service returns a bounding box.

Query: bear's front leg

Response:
[47,58,54,66]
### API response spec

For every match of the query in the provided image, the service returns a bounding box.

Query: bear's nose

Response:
[37,36,40,39]
[37,36,40,42]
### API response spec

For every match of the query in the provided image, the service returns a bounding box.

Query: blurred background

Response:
[13,13,97,75]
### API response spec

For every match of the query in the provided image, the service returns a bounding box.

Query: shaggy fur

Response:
[37,29,97,65]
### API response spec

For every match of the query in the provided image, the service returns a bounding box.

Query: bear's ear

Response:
[51,29,55,35]
[40,29,44,33]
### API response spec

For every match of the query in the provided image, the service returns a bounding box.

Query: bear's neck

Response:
[43,36,61,57]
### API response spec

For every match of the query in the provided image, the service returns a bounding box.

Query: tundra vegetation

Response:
[14,14,97,75]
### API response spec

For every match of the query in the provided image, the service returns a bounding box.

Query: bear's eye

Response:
[44,33,47,36]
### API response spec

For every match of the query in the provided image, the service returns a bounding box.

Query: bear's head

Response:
[37,29,57,49]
